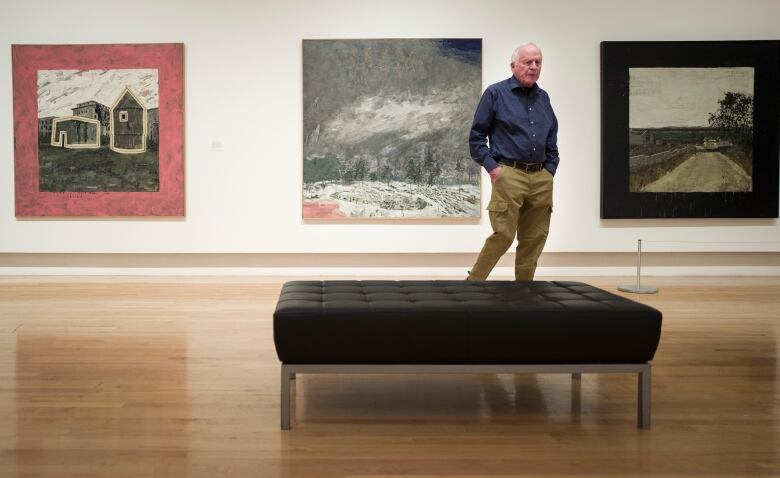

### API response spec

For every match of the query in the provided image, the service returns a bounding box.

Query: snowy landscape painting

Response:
[302,39,482,219]
[13,43,184,217]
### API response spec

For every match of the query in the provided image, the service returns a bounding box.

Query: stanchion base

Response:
[618,285,658,294]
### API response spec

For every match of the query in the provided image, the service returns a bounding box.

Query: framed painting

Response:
[12,43,184,217]
[601,41,780,218]
[302,39,482,219]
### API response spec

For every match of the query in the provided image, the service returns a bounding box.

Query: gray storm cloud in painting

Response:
[302,39,482,219]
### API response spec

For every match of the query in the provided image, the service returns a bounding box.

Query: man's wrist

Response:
[484,157,499,172]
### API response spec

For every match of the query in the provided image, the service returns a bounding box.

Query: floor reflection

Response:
[289,371,589,426]
[14,332,188,477]
[480,373,587,425]
[293,373,484,424]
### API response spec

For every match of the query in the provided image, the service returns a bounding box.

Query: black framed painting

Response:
[601,41,780,218]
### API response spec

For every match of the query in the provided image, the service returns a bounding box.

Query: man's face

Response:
[511,46,542,87]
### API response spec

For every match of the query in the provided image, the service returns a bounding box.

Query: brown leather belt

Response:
[498,159,545,172]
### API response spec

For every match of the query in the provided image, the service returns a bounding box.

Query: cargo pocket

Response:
[486,200,507,213]
[487,200,510,236]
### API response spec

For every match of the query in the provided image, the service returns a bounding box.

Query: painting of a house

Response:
[111,87,147,153]
[12,43,185,217]
[32,69,159,192]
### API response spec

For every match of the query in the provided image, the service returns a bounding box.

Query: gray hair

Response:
[511,43,541,63]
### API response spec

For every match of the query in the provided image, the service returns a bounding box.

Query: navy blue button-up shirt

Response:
[469,76,560,175]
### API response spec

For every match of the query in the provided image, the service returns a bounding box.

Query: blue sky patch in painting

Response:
[436,39,481,66]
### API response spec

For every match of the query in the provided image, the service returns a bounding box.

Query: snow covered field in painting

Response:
[304,180,480,218]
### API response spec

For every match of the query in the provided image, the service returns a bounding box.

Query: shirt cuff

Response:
[484,157,499,172]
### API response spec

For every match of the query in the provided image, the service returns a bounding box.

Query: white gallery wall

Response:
[0,0,779,256]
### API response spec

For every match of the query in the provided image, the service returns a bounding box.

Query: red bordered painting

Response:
[12,43,184,216]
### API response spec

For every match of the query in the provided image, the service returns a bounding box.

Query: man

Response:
[467,43,559,281]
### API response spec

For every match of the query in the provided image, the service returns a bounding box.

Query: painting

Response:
[302,39,482,219]
[629,68,754,193]
[13,43,184,217]
[601,41,780,218]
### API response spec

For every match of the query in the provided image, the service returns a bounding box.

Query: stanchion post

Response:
[618,239,658,294]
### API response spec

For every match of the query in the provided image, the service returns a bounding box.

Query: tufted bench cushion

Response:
[273,280,662,365]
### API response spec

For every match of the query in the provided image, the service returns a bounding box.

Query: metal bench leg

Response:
[572,372,581,380]
[281,365,292,430]
[638,364,651,429]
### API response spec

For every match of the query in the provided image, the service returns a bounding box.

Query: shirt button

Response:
[531,121,534,124]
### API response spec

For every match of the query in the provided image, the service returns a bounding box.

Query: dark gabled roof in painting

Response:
[112,87,145,110]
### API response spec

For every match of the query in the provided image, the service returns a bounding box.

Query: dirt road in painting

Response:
[641,152,751,192]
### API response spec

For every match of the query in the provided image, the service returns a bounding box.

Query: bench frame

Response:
[280,362,651,430]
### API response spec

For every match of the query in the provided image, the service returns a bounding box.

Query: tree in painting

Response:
[709,92,754,147]
[628,67,754,193]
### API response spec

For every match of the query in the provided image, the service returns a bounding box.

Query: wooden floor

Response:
[0,275,778,477]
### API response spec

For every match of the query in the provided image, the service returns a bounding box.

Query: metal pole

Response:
[638,364,652,429]
[281,365,292,430]
[618,239,658,294]
[637,239,642,289]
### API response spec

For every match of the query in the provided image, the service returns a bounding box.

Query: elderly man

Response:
[467,43,559,281]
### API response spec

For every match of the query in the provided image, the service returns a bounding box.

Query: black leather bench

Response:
[274,280,662,429]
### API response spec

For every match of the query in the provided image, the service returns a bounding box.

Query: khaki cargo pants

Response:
[468,166,553,281]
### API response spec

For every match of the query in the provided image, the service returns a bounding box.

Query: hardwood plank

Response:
[0,276,777,477]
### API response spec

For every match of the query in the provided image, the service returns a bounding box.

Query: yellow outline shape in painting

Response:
[109,86,148,154]
[50,116,101,149]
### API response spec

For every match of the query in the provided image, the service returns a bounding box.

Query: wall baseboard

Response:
[0,266,779,276]
[0,252,778,276]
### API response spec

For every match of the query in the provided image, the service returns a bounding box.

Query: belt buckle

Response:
[517,162,537,172]
[501,160,541,172]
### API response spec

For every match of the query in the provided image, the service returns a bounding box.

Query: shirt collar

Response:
[509,75,539,94]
